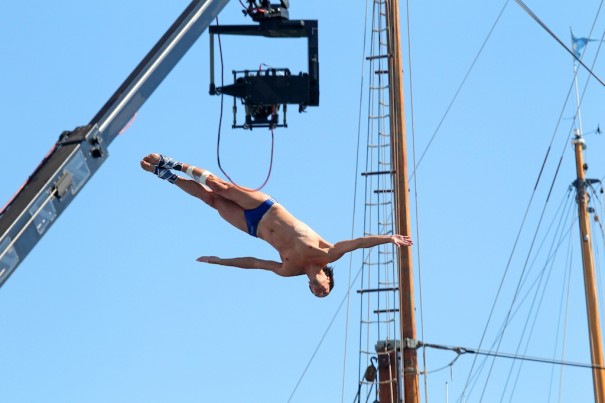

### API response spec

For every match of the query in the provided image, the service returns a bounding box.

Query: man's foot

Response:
[140,154,159,173]
[140,154,178,184]
[140,153,183,171]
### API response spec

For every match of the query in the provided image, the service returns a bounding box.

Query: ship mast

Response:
[571,60,605,403]
[385,0,420,402]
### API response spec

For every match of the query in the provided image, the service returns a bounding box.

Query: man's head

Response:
[309,265,335,298]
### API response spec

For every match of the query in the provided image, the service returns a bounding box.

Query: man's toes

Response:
[140,160,155,173]
[143,153,161,165]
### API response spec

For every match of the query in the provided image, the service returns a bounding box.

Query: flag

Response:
[571,29,600,58]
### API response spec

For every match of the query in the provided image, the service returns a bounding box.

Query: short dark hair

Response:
[323,265,334,292]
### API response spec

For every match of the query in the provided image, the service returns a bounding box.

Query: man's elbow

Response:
[268,265,286,276]
[328,248,346,263]
[259,261,282,273]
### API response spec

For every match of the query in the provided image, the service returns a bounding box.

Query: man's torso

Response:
[256,204,332,276]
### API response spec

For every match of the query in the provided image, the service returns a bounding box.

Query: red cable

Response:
[214,17,274,192]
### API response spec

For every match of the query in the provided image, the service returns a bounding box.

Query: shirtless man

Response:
[140,153,413,298]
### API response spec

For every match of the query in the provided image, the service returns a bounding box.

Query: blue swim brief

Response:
[244,198,276,237]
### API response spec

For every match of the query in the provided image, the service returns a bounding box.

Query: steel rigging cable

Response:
[513,0,605,87]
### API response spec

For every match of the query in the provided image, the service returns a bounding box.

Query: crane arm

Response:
[0,0,229,288]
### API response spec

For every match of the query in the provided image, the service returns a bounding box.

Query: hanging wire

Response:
[213,17,275,192]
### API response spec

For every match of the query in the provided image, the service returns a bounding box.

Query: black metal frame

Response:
[209,17,319,129]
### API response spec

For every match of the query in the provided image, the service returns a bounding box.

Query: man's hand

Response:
[391,234,413,247]
[330,234,414,262]
[196,256,219,263]
[195,256,283,273]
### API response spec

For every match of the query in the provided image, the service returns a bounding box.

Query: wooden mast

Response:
[572,132,605,403]
[385,0,420,402]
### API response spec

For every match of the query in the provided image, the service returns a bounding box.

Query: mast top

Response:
[572,128,586,149]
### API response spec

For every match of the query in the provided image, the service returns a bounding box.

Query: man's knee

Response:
[206,175,230,193]
[195,189,217,208]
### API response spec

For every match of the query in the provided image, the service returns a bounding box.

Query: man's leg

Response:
[140,154,249,233]
[141,153,271,210]
[179,162,270,210]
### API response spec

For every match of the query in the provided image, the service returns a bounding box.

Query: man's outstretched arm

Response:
[328,234,413,262]
[196,256,284,275]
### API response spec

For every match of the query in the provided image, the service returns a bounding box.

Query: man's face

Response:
[309,278,330,298]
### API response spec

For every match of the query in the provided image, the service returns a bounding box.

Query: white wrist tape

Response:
[186,166,212,186]
[199,170,212,186]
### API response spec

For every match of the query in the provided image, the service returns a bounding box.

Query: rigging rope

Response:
[472,147,575,401]
[587,181,605,334]
[340,0,372,401]
[550,224,575,402]
[409,0,511,178]
[287,256,370,403]
[571,1,605,137]
[502,192,577,402]
[466,190,575,401]
[421,341,605,371]
[380,0,605,399]
[461,3,605,396]
[513,0,605,87]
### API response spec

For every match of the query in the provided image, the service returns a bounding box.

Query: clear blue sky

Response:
[2,1,605,402]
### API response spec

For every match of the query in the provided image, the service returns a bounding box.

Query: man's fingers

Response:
[392,234,413,246]
[196,256,215,263]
